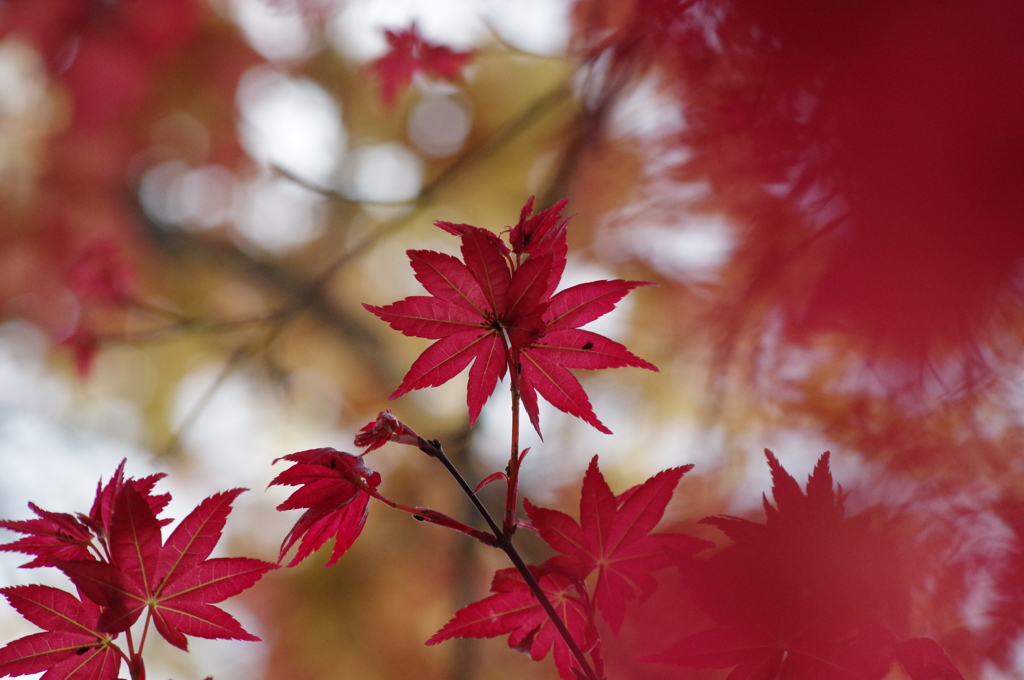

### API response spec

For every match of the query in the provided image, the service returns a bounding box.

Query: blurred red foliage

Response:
[575,0,1024,356]
[657,452,916,679]
[0,0,258,353]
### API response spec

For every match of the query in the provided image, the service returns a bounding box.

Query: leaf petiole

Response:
[359,477,498,546]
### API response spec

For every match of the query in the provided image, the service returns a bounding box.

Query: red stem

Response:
[129,654,146,680]
[504,388,521,537]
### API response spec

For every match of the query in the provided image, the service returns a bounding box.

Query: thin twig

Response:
[161,346,247,457]
[425,440,601,680]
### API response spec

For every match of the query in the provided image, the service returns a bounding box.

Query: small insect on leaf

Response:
[363,198,657,436]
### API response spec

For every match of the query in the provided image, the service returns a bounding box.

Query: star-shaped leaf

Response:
[519,281,658,435]
[365,198,658,435]
[55,485,276,650]
[526,456,711,634]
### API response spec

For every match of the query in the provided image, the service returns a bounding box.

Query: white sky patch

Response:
[174,164,237,229]
[329,0,569,61]
[231,0,316,62]
[1001,366,1024,435]
[139,160,189,224]
[605,217,735,283]
[158,621,270,680]
[0,323,163,668]
[407,94,473,158]
[233,174,327,253]
[237,66,345,186]
[471,383,560,496]
[0,41,48,118]
[0,39,54,189]
[725,430,855,516]
[139,161,237,230]
[632,416,727,478]
[0,326,153,538]
[409,369,470,418]
[483,0,571,55]
[339,142,424,203]
[473,376,674,504]
[167,363,353,559]
[607,76,685,140]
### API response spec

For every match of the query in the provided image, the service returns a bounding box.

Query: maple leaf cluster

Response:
[259,408,971,679]
[427,452,965,680]
[365,197,658,435]
[267,424,706,680]
[429,456,709,680]
[0,461,277,680]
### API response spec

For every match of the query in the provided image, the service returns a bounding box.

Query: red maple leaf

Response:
[426,566,599,680]
[651,450,960,680]
[368,23,472,107]
[55,485,276,650]
[269,447,380,567]
[364,198,657,435]
[526,456,712,635]
[0,584,122,680]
